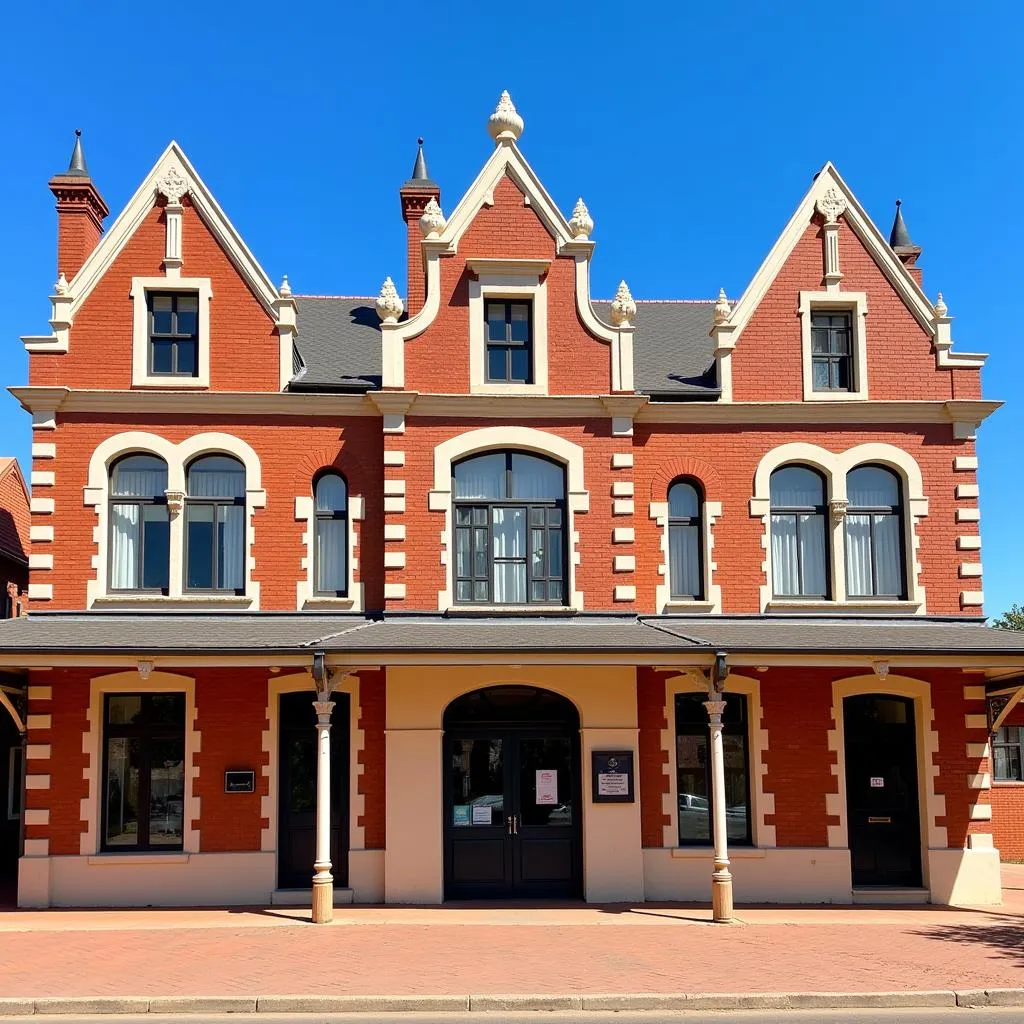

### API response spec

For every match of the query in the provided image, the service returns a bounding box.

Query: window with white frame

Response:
[798,292,868,401]
[148,292,199,377]
[485,300,533,383]
[184,455,245,593]
[313,471,348,596]
[770,466,829,598]
[810,311,853,392]
[109,455,170,593]
[668,479,704,601]
[844,465,905,599]
[994,726,1024,782]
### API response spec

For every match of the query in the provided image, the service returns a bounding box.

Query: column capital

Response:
[313,699,335,724]
[704,699,726,722]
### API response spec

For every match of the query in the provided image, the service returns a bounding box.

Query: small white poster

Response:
[597,772,630,797]
[536,769,558,805]
[472,804,493,825]
[870,776,885,788]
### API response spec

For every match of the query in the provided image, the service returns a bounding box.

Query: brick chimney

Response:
[49,130,109,280]
[889,199,923,286]
[399,138,440,317]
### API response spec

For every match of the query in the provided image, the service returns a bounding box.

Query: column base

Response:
[711,871,734,923]
[311,874,334,924]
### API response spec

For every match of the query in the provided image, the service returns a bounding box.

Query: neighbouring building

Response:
[2,95,1024,915]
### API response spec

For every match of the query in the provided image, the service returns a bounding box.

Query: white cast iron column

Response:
[704,692,734,922]
[311,695,335,924]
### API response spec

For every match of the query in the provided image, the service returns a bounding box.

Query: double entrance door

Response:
[444,728,582,900]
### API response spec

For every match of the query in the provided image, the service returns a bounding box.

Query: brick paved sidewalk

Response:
[0,868,1020,999]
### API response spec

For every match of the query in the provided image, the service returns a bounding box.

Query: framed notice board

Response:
[591,750,634,803]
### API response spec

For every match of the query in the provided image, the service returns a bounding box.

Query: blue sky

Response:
[1,2,1021,616]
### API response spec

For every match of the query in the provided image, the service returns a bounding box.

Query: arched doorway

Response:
[443,686,582,900]
[843,694,922,887]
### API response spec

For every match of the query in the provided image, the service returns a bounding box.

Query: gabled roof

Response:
[289,296,718,397]
[0,459,30,564]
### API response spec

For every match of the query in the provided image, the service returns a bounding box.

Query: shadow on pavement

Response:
[911,914,1024,966]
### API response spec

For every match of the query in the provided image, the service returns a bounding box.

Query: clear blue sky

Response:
[1,2,1021,616]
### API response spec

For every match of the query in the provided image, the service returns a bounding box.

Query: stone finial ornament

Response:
[157,164,189,205]
[54,273,69,296]
[568,198,594,240]
[934,292,948,318]
[419,197,447,238]
[279,274,292,298]
[713,287,731,326]
[375,276,404,324]
[815,186,847,225]
[610,280,637,327]
[487,90,524,142]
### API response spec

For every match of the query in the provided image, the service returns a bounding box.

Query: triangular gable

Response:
[0,458,30,562]
[726,162,938,341]
[67,141,280,317]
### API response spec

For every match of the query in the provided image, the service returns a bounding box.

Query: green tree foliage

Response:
[992,604,1024,630]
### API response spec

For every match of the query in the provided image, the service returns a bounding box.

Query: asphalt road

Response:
[6,1012,1023,1024]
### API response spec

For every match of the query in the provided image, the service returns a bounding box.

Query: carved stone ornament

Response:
[829,497,849,523]
[487,90,524,142]
[815,186,848,225]
[703,699,727,722]
[933,292,948,318]
[713,287,731,326]
[610,280,637,327]
[54,273,69,296]
[164,489,186,517]
[872,660,890,680]
[137,660,154,681]
[157,164,189,205]
[278,274,292,298]
[375,276,404,324]
[568,198,594,240]
[313,700,336,723]
[419,197,447,239]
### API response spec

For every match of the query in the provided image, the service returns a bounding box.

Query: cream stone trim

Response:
[431,427,589,611]
[25,775,50,790]
[383,480,406,496]
[26,714,51,730]
[612,481,634,497]
[650,497,723,615]
[130,277,212,388]
[26,745,51,760]
[384,583,406,600]
[84,431,265,608]
[749,442,928,611]
[383,451,406,467]
[958,535,982,550]
[961,591,985,608]
[963,685,986,701]
[295,492,364,612]
[954,456,979,472]
[24,839,48,856]
[29,554,53,570]
[827,675,944,856]
[384,524,405,542]
[613,527,635,544]
[261,671,365,858]
[82,671,199,856]
[960,562,983,578]
[662,672,773,850]
[614,585,636,601]
[32,443,56,460]
[27,686,52,701]
[383,496,405,513]
[30,526,54,543]
[968,773,991,790]
[24,809,49,826]
[956,508,981,523]
[30,471,55,487]
[613,498,635,515]
[613,555,636,572]
[468,273,549,395]
[27,584,52,600]
[612,453,634,469]
[969,804,993,821]
[799,291,869,401]
[30,498,54,515]
[956,484,980,500]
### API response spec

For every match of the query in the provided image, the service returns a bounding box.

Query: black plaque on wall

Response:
[591,750,634,803]
[224,770,256,794]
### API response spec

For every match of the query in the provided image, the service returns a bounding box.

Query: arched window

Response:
[453,451,565,605]
[770,465,828,598]
[185,455,245,592]
[668,479,703,600]
[845,465,905,599]
[314,472,348,595]
[109,454,169,592]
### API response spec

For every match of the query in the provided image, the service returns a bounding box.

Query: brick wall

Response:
[357,670,386,849]
[992,703,1024,859]
[637,668,670,847]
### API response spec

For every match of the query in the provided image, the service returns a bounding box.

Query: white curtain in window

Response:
[454,454,505,499]
[771,514,826,596]
[669,523,700,597]
[799,513,827,595]
[873,514,902,596]
[770,515,798,596]
[316,518,347,593]
[510,455,564,500]
[111,504,141,589]
[218,506,245,591]
[845,514,873,596]
[113,463,167,498]
[492,507,526,603]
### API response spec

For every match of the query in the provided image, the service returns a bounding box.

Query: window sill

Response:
[670,846,766,860]
[765,600,922,615]
[444,605,577,618]
[663,600,717,614]
[302,597,356,610]
[131,379,210,390]
[88,853,189,865]
[992,780,1024,787]
[802,390,868,402]
[91,594,254,610]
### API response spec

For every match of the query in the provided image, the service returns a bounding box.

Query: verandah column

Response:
[704,692,734,922]
[311,696,335,924]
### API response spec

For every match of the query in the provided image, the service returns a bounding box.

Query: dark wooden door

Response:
[844,694,922,887]
[277,691,349,890]
[444,728,581,900]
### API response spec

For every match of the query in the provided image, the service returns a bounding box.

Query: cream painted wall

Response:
[384,665,643,904]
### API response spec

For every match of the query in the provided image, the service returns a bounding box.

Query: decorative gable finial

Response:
[713,288,731,326]
[487,90,524,143]
[375,276,404,324]
[279,274,292,298]
[934,292,948,318]
[610,280,636,327]
[54,273,69,296]
[157,164,189,205]
[815,186,847,225]
[568,198,593,240]
[419,197,447,238]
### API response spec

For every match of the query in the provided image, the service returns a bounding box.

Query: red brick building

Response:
[2,94,1023,913]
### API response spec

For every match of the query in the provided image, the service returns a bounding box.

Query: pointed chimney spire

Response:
[400,137,441,317]
[49,130,109,279]
[888,198,923,278]
[67,129,89,177]
[410,138,430,182]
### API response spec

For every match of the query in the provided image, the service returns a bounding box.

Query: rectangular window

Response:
[994,726,1024,782]
[7,746,22,820]
[810,312,853,392]
[148,292,199,378]
[485,300,532,383]
[675,692,751,846]
[102,693,186,851]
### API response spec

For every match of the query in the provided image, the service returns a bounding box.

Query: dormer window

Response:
[148,292,199,377]
[485,300,532,383]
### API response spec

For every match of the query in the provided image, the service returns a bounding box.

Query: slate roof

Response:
[2,613,1024,660]
[290,296,717,397]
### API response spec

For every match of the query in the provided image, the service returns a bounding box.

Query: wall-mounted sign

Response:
[591,750,634,803]
[472,804,493,825]
[453,805,471,827]
[224,770,255,794]
[870,776,885,788]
